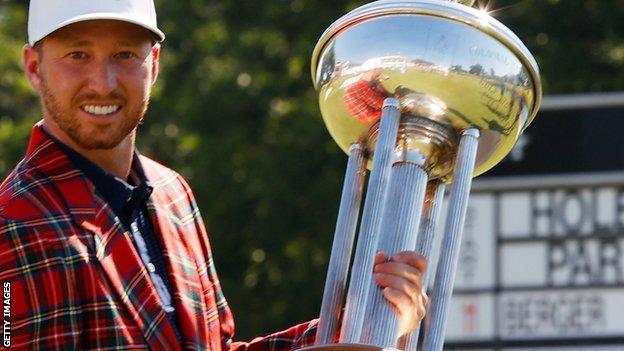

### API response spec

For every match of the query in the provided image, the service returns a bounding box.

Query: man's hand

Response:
[373,250,428,337]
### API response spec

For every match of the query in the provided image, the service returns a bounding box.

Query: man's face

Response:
[24,20,160,150]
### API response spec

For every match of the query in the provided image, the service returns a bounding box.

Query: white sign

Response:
[434,175,624,348]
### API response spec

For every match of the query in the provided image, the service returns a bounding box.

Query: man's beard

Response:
[40,78,149,150]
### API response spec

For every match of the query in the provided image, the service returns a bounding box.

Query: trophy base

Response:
[298,343,399,351]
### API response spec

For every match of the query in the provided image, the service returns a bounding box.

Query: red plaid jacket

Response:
[343,80,390,123]
[0,123,317,350]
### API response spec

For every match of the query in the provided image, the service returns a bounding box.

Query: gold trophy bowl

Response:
[311,0,541,179]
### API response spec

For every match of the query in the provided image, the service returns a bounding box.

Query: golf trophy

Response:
[301,0,541,350]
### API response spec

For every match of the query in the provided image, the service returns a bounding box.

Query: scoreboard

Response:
[434,93,624,350]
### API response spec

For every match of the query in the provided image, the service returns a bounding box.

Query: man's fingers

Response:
[391,251,426,272]
[374,251,388,265]
[381,287,411,310]
[381,287,426,328]
[374,261,423,287]
[382,287,428,320]
[374,272,421,303]
[373,250,429,336]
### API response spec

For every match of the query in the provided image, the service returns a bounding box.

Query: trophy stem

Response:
[402,180,446,351]
[340,98,401,343]
[422,128,480,351]
[316,142,367,345]
[361,159,429,348]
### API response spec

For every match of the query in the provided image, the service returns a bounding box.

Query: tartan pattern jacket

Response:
[0,123,317,350]
[342,80,389,123]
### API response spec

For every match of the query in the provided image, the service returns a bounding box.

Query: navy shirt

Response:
[44,130,183,342]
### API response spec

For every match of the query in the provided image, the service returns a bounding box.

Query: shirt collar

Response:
[41,127,152,218]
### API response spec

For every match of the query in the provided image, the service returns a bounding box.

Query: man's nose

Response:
[87,61,118,95]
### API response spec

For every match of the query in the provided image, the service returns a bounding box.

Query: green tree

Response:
[0,2,38,175]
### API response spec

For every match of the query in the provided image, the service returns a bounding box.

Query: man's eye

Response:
[68,52,87,60]
[116,52,136,59]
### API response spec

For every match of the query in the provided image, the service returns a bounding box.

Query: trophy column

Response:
[314,142,366,345]
[422,128,480,351]
[338,99,402,344]
[400,180,446,351]
[361,156,429,347]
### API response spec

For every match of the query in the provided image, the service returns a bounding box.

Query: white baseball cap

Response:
[28,0,166,45]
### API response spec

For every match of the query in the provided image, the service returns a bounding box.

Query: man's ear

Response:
[23,44,43,92]
[150,43,160,85]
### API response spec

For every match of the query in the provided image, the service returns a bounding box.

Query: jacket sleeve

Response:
[229,319,318,351]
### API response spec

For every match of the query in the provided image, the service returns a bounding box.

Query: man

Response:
[0,0,428,349]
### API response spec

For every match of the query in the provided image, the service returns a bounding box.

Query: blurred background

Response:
[1,0,624,344]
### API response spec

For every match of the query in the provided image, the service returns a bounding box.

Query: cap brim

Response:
[30,12,165,45]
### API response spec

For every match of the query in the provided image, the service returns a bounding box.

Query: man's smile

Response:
[81,104,121,116]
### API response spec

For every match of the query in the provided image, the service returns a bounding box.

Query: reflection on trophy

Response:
[300,0,541,350]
